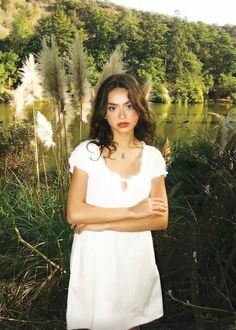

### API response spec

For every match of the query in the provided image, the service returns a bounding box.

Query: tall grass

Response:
[152,138,236,329]
[1,128,235,328]
[0,175,72,328]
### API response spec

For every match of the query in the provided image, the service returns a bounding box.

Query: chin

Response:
[117,128,134,134]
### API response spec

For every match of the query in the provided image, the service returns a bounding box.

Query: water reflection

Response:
[0,102,234,144]
[152,103,234,143]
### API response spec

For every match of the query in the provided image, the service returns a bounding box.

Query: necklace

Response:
[120,143,143,160]
[119,138,138,160]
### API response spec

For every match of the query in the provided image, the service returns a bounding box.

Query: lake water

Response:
[0,102,235,144]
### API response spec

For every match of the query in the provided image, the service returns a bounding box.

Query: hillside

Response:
[0,0,56,38]
[1,0,235,39]
[0,0,236,104]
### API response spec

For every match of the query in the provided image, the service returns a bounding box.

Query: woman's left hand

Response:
[72,223,108,234]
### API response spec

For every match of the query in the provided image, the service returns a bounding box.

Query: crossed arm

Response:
[66,167,168,233]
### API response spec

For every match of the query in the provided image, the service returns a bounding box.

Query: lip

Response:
[117,122,129,128]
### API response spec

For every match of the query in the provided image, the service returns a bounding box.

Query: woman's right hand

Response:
[130,197,168,219]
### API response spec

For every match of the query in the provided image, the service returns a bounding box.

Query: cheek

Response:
[131,111,140,124]
[105,112,115,123]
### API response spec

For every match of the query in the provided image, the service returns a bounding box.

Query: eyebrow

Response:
[107,101,131,106]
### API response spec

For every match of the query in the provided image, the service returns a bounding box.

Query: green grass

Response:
[0,176,72,328]
[0,135,235,329]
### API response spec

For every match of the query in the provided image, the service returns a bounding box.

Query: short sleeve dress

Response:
[66,139,168,330]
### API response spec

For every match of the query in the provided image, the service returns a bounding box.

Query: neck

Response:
[112,133,137,149]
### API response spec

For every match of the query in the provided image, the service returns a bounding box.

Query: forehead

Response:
[107,88,129,103]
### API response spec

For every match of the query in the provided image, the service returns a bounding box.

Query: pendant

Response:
[121,180,128,191]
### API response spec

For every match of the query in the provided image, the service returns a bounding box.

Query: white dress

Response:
[66,139,168,330]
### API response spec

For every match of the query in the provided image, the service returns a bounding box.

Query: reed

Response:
[12,53,43,194]
[38,37,71,210]
[93,44,126,98]
[68,35,92,141]
[35,111,56,190]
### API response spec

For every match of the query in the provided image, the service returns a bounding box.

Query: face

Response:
[104,88,139,136]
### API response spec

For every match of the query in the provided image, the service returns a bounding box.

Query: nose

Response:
[119,107,126,119]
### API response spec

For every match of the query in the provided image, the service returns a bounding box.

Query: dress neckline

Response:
[101,141,146,181]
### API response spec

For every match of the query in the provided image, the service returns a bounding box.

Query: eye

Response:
[126,103,134,110]
[107,106,116,112]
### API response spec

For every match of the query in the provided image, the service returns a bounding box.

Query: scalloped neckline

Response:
[101,141,146,181]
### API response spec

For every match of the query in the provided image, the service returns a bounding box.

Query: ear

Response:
[142,77,152,101]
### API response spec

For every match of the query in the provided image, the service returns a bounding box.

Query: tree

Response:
[215,73,236,97]
[0,64,7,93]
[136,13,168,97]
[166,18,204,103]
[51,6,77,55]
[82,3,118,70]
[8,10,32,57]
[193,23,236,91]
[0,51,19,89]
[29,5,79,56]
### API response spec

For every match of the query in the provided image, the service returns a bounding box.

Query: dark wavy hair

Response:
[88,74,155,157]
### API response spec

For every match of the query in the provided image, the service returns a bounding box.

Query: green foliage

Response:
[1,0,236,103]
[0,63,7,93]
[216,73,236,98]
[51,6,77,54]
[166,19,205,103]
[30,6,79,56]
[0,178,71,327]
[82,3,118,70]
[223,24,236,42]
[153,139,236,328]
[193,23,236,95]
[0,51,20,90]
[0,131,235,327]
[0,121,35,180]
[8,9,33,56]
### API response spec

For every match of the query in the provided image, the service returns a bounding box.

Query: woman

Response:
[66,74,168,330]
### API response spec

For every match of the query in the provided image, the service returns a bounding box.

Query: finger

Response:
[150,197,165,202]
[152,210,167,215]
[152,206,168,212]
[151,201,167,206]
[153,210,167,215]
[153,206,167,210]
[151,203,168,210]
[150,201,166,207]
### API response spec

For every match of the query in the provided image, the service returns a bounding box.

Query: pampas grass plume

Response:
[93,44,126,97]
[36,111,56,149]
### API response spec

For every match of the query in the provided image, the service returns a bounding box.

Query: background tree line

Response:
[0,0,236,104]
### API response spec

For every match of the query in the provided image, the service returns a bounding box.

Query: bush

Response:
[152,139,236,329]
[0,121,35,181]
